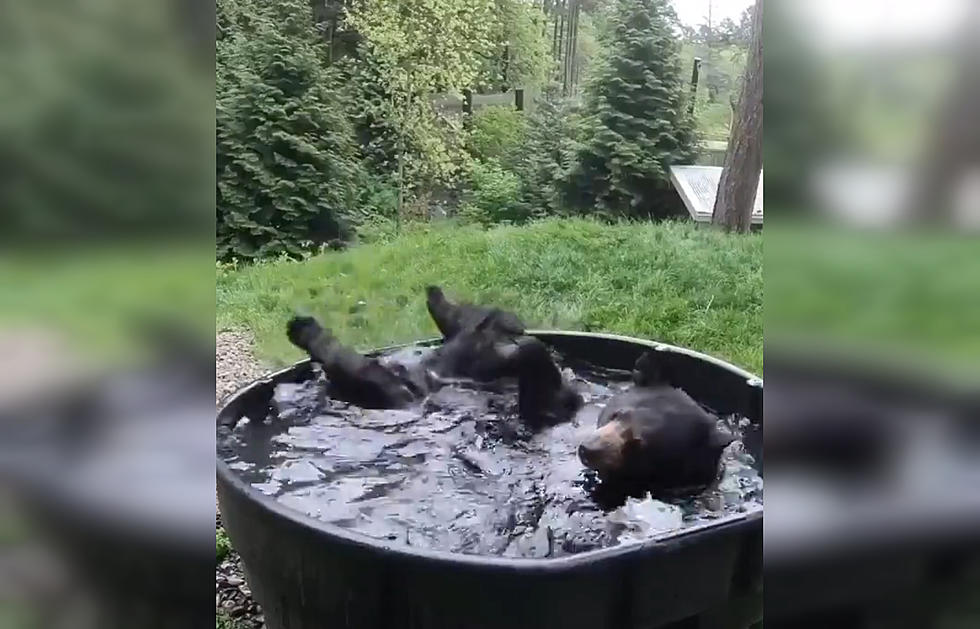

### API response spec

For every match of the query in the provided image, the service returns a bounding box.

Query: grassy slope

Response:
[217,219,763,374]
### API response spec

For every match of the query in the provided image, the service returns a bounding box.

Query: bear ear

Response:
[633,351,668,387]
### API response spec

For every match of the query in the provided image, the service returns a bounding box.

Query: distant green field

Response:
[680,43,745,142]
[217,218,763,374]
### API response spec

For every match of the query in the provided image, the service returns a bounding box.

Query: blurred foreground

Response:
[0,0,215,627]
[3,0,980,626]
[766,0,980,626]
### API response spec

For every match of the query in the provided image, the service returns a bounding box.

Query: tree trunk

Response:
[712,0,763,233]
[906,1,980,226]
[551,3,560,59]
[556,0,567,72]
[396,144,405,231]
[566,0,580,95]
[562,0,572,95]
[396,92,407,232]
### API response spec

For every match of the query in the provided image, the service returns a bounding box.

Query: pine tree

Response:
[516,89,581,218]
[216,0,363,261]
[566,0,699,217]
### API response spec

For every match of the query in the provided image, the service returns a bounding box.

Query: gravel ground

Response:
[216,329,267,629]
[216,329,269,405]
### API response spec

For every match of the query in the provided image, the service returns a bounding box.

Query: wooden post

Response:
[689,57,702,115]
[501,45,510,92]
[515,88,525,111]
[463,89,473,115]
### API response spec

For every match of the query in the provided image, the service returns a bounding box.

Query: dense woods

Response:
[216,0,752,260]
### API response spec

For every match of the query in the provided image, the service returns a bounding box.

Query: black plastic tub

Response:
[216,331,764,629]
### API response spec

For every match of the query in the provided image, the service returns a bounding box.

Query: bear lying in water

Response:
[578,351,734,495]
[286,290,580,427]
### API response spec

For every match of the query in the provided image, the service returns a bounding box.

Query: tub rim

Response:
[216,330,763,571]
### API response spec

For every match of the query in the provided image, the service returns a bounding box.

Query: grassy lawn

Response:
[217,218,763,374]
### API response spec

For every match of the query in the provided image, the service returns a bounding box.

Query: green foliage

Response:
[572,11,603,90]
[567,0,700,217]
[355,174,400,221]
[678,43,746,141]
[217,218,763,374]
[355,215,402,245]
[477,0,553,91]
[216,528,232,562]
[216,0,363,261]
[346,0,498,99]
[694,98,733,143]
[217,612,244,629]
[345,0,499,203]
[458,159,525,226]
[340,57,400,174]
[467,106,527,166]
[514,92,582,218]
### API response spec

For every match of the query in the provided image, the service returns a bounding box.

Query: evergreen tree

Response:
[515,90,582,218]
[217,0,363,261]
[566,0,698,218]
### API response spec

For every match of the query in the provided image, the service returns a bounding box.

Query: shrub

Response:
[458,159,525,226]
[216,527,232,562]
[354,174,400,222]
[356,215,401,245]
[467,106,527,167]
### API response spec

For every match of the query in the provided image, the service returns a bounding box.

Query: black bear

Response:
[286,316,420,409]
[578,351,733,494]
[286,294,579,426]
[512,335,583,428]
[425,285,525,341]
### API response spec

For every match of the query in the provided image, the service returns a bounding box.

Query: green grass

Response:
[0,245,213,364]
[766,224,980,377]
[217,218,763,374]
